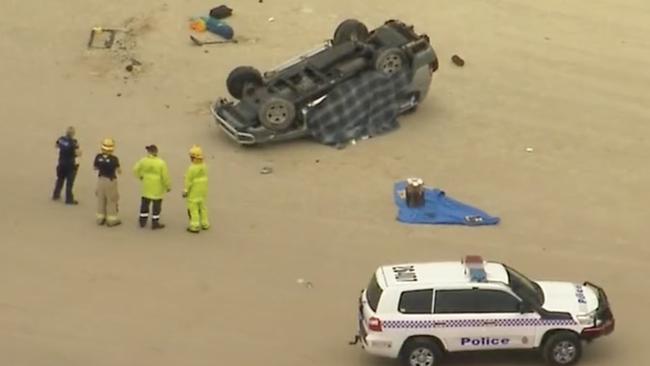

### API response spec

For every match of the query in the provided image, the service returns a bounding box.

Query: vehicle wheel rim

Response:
[349,29,365,41]
[409,347,434,366]
[380,53,402,74]
[552,341,577,364]
[264,103,288,125]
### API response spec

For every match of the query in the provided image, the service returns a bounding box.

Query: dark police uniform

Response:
[93,153,121,225]
[53,135,79,204]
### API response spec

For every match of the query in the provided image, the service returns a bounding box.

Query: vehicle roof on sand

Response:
[378,261,509,288]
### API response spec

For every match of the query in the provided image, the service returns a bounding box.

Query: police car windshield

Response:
[504,265,544,307]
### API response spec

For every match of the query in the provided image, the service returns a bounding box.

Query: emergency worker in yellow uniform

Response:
[133,145,171,229]
[93,138,121,226]
[182,145,209,233]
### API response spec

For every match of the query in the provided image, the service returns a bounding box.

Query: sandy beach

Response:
[1,0,649,365]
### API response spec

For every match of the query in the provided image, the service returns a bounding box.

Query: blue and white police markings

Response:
[461,337,510,346]
[575,284,587,304]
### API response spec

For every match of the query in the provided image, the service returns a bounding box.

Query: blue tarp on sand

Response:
[394,181,500,226]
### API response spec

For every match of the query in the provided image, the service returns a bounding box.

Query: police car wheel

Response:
[542,331,582,366]
[400,339,443,366]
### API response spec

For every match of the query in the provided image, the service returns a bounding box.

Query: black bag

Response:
[209,5,233,19]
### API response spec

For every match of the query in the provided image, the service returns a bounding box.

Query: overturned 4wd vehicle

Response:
[211,19,438,146]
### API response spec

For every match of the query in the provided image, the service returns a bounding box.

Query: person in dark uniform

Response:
[94,138,121,226]
[52,126,81,204]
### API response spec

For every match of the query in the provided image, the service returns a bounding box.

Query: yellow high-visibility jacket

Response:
[184,162,208,202]
[133,155,171,200]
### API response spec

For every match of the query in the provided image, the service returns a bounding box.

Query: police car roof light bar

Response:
[463,255,487,282]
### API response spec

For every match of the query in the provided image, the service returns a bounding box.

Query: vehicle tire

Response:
[333,19,369,45]
[226,66,263,100]
[375,48,405,76]
[257,97,296,131]
[400,338,444,366]
[542,331,583,366]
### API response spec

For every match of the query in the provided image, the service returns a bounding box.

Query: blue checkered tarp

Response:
[306,69,411,146]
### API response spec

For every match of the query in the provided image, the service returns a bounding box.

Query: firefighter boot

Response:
[152,220,165,230]
[139,215,148,228]
[106,218,122,227]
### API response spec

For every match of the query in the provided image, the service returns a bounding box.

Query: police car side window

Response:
[434,289,520,314]
[434,289,476,314]
[398,289,433,314]
[475,290,520,313]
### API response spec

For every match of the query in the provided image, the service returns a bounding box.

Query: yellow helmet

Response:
[101,138,115,152]
[189,145,203,159]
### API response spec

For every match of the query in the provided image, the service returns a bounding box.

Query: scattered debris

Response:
[165,104,170,109]
[405,177,425,208]
[190,35,238,46]
[190,16,234,39]
[209,5,233,19]
[268,17,275,22]
[83,14,157,82]
[451,54,465,67]
[259,0,263,3]
[124,58,141,72]
[116,93,122,97]
[87,27,126,49]
[315,159,320,163]
[296,278,313,288]
[190,18,207,32]
[544,37,551,41]
[260,166,273,174]
[525,147,534,153]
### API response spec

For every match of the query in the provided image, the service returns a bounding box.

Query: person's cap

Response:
[145,144,158,153]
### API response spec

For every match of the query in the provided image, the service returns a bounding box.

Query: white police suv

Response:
[350,256,614,366]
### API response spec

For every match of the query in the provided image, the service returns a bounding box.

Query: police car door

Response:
[431,288,495,352]
[470,288,538,350]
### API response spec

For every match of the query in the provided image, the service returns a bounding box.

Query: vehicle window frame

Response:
[473,288,522,313]
[503,264,544,307]
[398,289,434,314]
[433,288,478,314]
[433,288,524,314]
